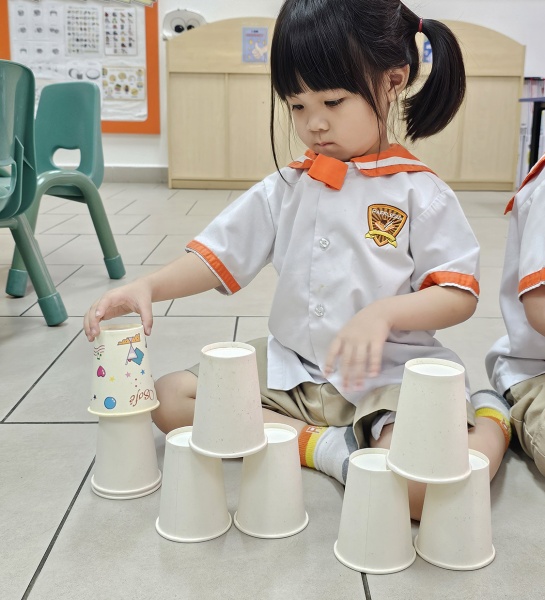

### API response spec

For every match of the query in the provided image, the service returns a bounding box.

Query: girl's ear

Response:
[386,65,411,103]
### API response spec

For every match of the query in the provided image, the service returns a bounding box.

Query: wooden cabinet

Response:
[167,18,304,189]
[167,18,524,191]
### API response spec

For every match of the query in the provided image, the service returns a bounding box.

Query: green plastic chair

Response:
[0,59,67,325]
[5,81,126,298]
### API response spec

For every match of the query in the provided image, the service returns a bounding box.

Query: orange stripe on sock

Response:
[476,408,512,450]
[298,425,327,468]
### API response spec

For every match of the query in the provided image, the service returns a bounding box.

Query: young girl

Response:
[84,0,510,519]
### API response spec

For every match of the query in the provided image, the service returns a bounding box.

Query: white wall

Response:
[103,0,545,170]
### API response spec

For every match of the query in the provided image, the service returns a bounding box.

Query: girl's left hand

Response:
[324,306,391,392]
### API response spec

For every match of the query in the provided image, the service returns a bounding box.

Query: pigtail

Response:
[403,17,466,141]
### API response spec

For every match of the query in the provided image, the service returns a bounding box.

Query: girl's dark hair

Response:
[270,0,465,165]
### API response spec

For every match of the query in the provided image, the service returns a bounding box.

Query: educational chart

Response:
[6,0,150,122]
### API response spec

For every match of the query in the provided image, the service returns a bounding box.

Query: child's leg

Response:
[369,423,426,521]
[152,371,198,433]
[153,370,310,433]
[153,370,356,484]
[509,375,545,476]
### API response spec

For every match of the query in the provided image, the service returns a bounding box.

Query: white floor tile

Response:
[0,424,96,600]
[0,317,82,419]
[43,234,164,266]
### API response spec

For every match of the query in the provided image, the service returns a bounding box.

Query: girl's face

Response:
[287,88,390,161]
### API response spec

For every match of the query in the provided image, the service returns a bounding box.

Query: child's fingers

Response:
[324,338,343,376]
[366,339,383,378]
[84,301,102,341]
[138,303,154,336]
[83,310,93,341]
[341,343,367,391]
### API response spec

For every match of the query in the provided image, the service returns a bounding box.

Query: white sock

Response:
[298,425,358,484]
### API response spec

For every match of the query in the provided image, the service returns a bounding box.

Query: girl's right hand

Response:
[83,280,154,342]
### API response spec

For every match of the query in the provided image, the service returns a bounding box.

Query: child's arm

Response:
[83,252,221,341]
[324,286,477,390]
[522,286,545,336]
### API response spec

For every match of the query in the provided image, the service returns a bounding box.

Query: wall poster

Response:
[0,0,160,134]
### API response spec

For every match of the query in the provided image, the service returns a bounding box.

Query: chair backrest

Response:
[35,81,104,191]
[0,59,37,219]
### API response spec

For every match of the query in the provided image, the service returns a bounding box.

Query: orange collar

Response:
[505,154,545,214]
[288,144,434,190]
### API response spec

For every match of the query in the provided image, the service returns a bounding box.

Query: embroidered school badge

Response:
[365,204,407,248]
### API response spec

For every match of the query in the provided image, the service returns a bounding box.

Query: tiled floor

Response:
[2,184,545,600]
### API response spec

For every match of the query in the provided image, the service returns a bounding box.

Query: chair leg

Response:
[5,193,42,297]
[10,214,68,326]
[85,186,126,280]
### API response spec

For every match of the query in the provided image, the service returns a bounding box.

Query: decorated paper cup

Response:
[189,342,267,458]
[334,449,415,574]
[386,358,471,484]
[414,450,495,570]
[234,423,309,538]
[88,324,159,417]
[156,427,232,543]
[91,412,162,500]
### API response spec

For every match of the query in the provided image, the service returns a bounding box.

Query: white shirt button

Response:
[319,238,330,249]
[314,304,325,317]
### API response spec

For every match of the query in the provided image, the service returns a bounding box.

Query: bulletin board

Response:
[0,0,159,134]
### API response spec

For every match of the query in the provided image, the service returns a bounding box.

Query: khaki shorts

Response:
[507,373,545,476]
[189,337,475,447]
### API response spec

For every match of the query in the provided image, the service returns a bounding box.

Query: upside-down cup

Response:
[234,423,309,538]
[414,449,495,570]
[189,342,267,458]
[334,448,415,574]
[155,427,232,543]
[88,323,159,417]
[91,412,162,499]
[386,358,471,484]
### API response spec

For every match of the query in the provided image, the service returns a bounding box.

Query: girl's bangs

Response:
[272,24,360,99]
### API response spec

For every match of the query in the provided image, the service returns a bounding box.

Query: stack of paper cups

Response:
[387,358,471,484]
[89,324,161,499]
[334,449,415,574]
[234,424,309,538]
[414,450,495,570]
[156,427,232,542]
[190,342,267,458]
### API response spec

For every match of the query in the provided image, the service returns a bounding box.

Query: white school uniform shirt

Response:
[486,156,545,395]
[186,145,480,407]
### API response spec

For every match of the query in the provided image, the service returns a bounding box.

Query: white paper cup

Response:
[334,449,415,574]
[88,324,159,417]
[386,358,470,484]
[91,412,162,499]
[414,449,495,570]
[189,342,267,458]
[233,423,309,538]
[155,426,232,543]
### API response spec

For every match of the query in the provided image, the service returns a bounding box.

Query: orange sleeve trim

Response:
[505,155,545,214]
[420,271,480,297]
[186,240,241,294]
[358,164,436,177]
[518,269,545,296]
